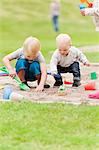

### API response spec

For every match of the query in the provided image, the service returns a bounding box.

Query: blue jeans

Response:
[16,58,41,81]
[54,62,81,82]
[52,15,59,32]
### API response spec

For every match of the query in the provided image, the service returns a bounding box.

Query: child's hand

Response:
[35,85,44,92]
[53,73,61,79]
[9,68,16,78]
[80,10,85,16]
[84,62,90,66]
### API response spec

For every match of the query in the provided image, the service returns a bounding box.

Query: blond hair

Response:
[56,33,72,49]
[23,36,41,56]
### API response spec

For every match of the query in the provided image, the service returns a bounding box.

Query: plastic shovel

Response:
[0,66,9,74]
[0,66,30,91]
[13,76,30,91]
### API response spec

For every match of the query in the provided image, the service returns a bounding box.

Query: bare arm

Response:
[3,54,16,77]
[3,48,23,77]
[35,62,47,92]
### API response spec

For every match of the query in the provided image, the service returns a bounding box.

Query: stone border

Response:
[91,63,99,66]
[79,45,99,52]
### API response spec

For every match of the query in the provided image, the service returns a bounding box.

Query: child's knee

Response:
[29,61,41,74]
[71,62,80,70]
[16,59,28,73]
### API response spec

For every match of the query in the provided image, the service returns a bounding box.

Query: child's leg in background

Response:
[52,15,59,32]
[93,16,99,31]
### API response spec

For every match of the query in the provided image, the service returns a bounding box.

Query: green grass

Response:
[0,1,99,149]
[0,103,99,150]
[84,52,99,63]
[0,0,99,64]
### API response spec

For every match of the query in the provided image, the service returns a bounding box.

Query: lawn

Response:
[0,0,99,64]
[84,52,99,63]
[0,1,99,149]
[0,103,99,150]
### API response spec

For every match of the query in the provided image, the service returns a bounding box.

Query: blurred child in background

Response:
[80,0,99,31]
[50,0,60,32]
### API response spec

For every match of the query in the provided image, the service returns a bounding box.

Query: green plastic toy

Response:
[0,66,30,91]
[90,72,97,80]
[58,85,65,91]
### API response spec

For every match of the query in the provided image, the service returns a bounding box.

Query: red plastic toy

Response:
[84,81,96,90]
[80,0,93,8]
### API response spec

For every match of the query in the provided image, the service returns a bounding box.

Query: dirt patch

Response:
[0,64,99,105]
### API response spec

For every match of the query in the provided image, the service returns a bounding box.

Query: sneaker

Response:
[44,84,50,88]
[54,80,63,86]
[72,80,81,87]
